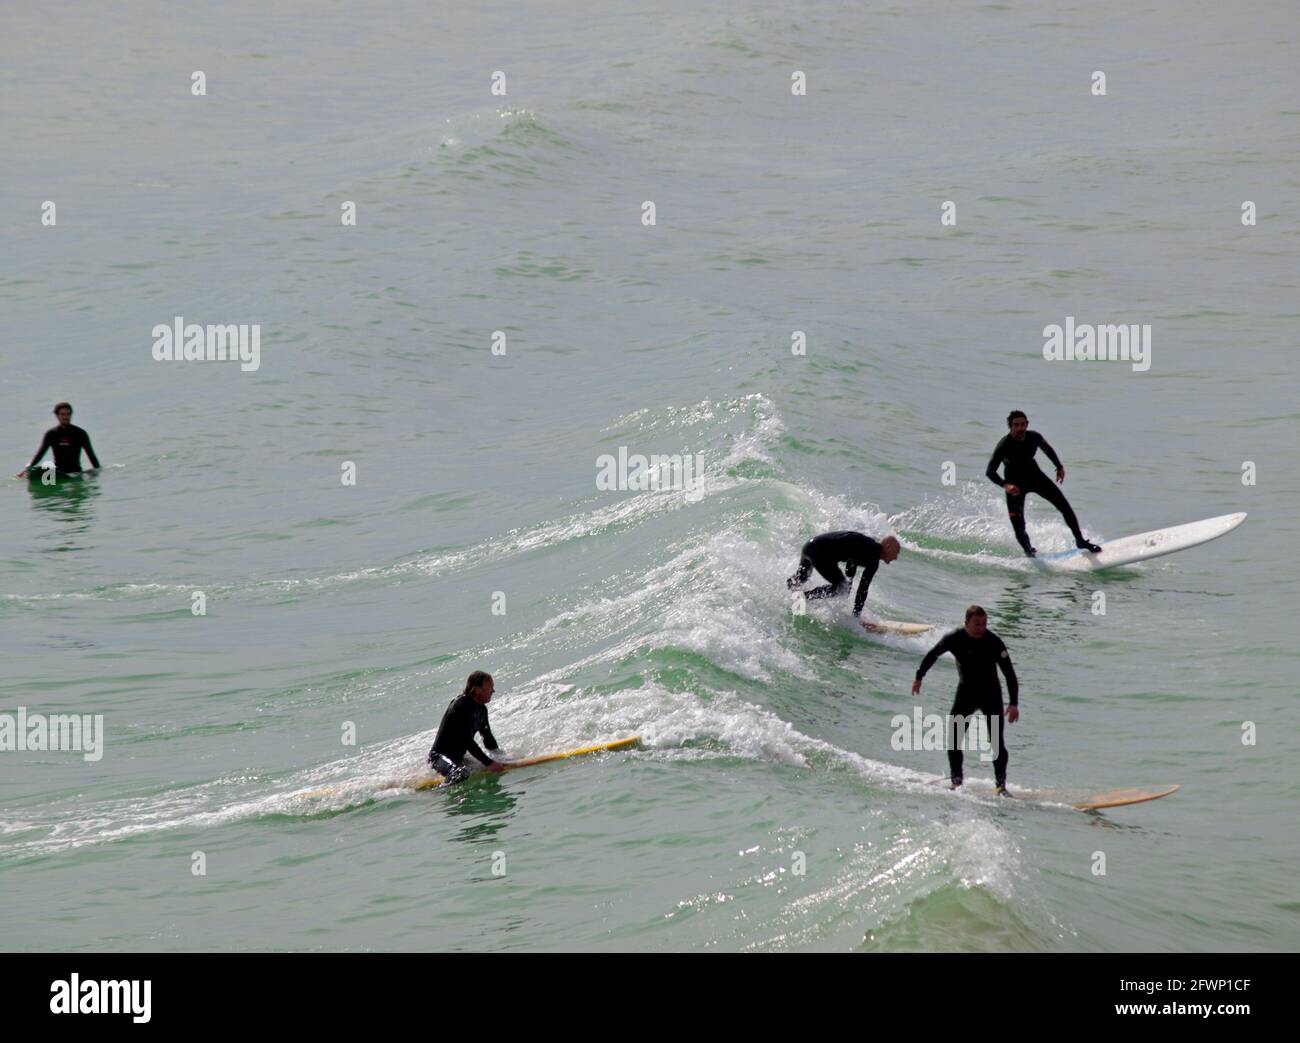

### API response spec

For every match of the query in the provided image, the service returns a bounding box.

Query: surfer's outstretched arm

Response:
[24,431,54,473]
[994,638,1020,723]
[994,639,1019,705]
[1036,433,1064,480]
[985,436,1009,487]
[1036,433,1062,471]
[466,739,495,766]
[852,558,880,616]
[914,632,955,685]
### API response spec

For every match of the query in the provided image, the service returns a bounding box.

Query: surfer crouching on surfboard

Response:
[986,410,1100,558]
[428,671,506,784]
[16,402,101,478]
[787,531,900,617]
[912,606,1019,794]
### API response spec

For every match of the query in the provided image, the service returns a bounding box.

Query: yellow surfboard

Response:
[299,736,641,800]
[862,619,934,636]
[1004,783,1181,810]
[411,735,641,790]
[1062,784,1181,811]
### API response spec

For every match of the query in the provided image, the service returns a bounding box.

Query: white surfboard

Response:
[927,776,1180,810]
[1033,512,1245,571]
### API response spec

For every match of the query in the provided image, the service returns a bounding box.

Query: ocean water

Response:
[2,0,1298,952]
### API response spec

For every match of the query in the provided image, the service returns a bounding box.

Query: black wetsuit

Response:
[29,424,100,474]
[915,627,1018,787]
[787,531,881,615]
[428,694,499,782]
[985,431,1084,553]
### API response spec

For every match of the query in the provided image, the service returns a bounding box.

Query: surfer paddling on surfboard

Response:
[986,410,1100,558]
[787,531,900,619]
[912,606,1019,795]
[428,671,507,784]
[16,402,101,479]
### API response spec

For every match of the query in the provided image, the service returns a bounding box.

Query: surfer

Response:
[911,605,1018,793]
[16,402,101,478]
[787,531,900,617]
[986,410,1100,557]
[427,671,507,784]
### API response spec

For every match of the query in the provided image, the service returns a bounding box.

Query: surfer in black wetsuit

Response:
[17,402,101,478]
[986,410,1100,558]
[912,605,1019,793]
[787,531,900,617]
[428,670,506,783]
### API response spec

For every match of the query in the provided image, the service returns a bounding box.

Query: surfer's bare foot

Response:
[995,784,1013,797]
[1078,540,1101,553]
[949,779,963,791]
[1025,546,1037,558]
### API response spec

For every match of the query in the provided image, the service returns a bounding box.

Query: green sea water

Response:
[2,0,1298,951]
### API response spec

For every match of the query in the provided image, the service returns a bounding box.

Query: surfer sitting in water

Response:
[16,402,100,478]
[912,605,1019,794]
[986,410,1100,558]
[428,670,507,784]
[787,531,900,617]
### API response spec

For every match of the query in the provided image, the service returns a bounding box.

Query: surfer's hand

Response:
[15,468,27,478]
[486,761,506,773]
[1007,706,1020,723]
[1004,483,1020,497]
[911,678,922,696]
[1055,467,1065,484]
[862,621,880,633]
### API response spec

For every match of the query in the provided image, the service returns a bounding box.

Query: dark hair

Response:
[463,670,493,697]
[53,402,73,415]
[1006,410,1026,428]
[965,605,987,622]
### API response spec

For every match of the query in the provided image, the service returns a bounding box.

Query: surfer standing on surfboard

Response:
[16,402,101,478]
[986,410,1100,558]
[428,671,506,784]
[912,606,1019,794]
[787,531,900,617]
